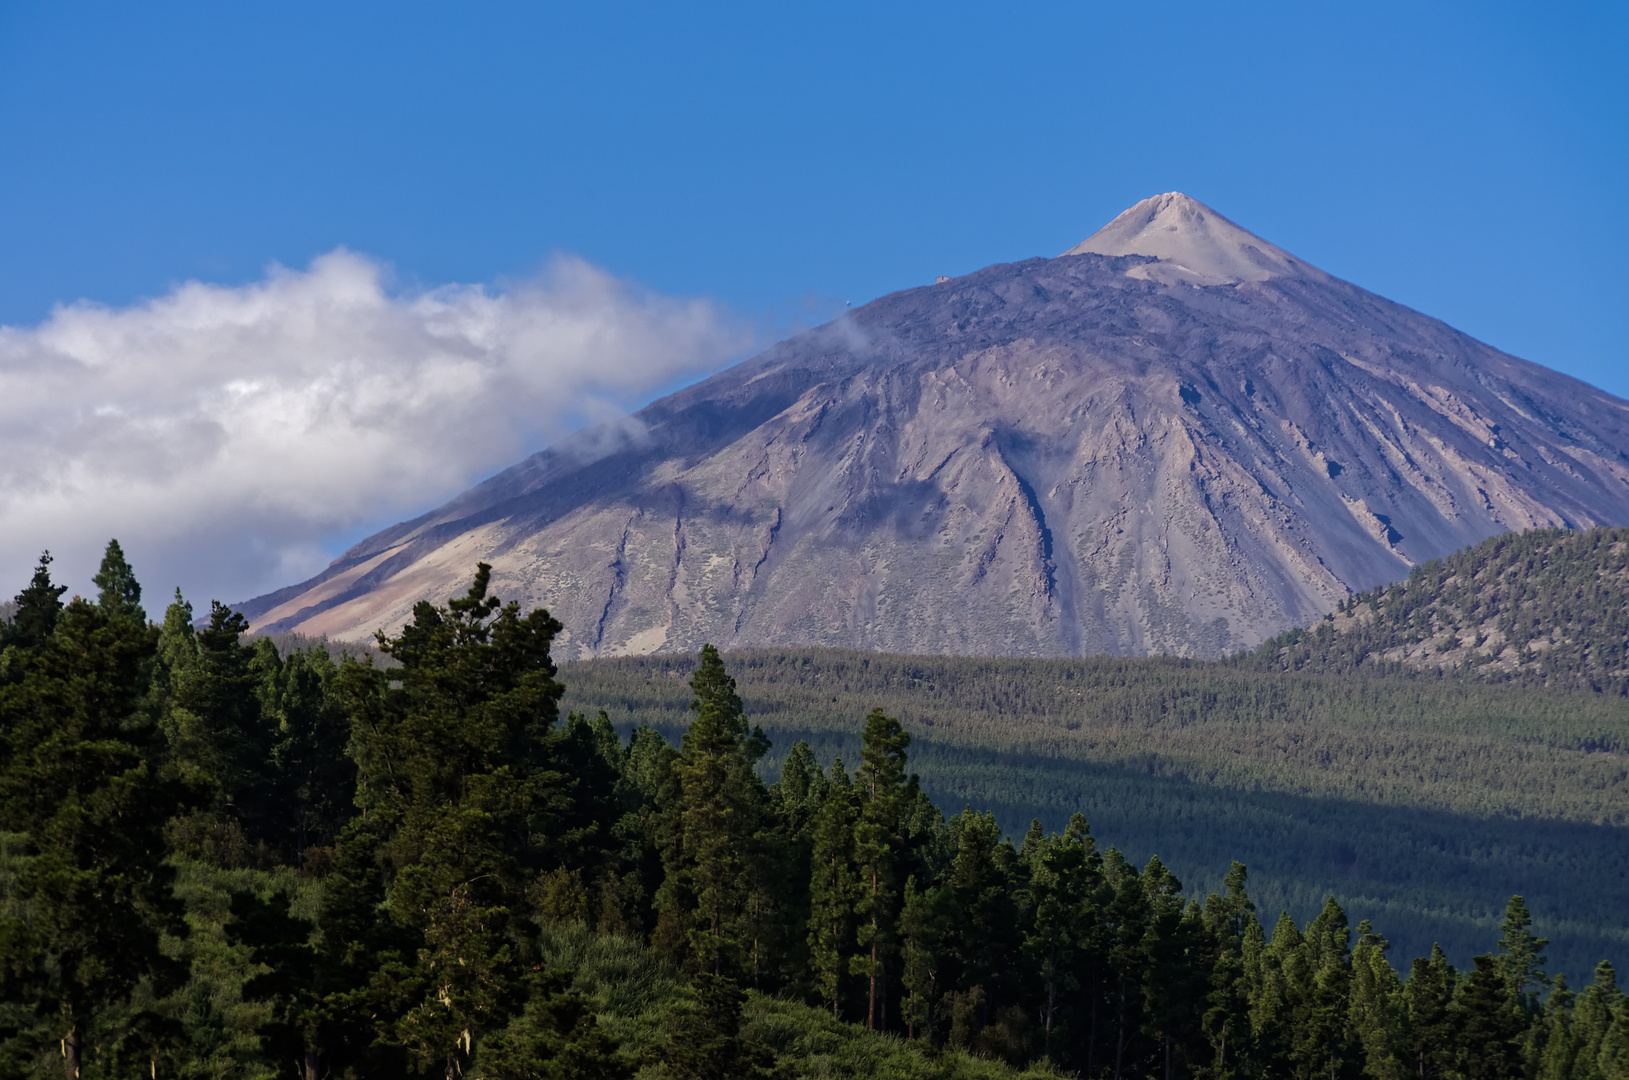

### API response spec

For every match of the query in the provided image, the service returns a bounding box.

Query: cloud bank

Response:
[0,251,750,611]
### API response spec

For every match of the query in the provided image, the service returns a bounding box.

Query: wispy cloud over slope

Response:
[0,251,749,609]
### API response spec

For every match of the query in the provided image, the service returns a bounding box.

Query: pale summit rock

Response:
[1064,192,1327,285]
[240,196,1629,659]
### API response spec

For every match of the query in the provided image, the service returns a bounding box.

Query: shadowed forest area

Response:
[560,646,1629,980]
[1,542,1626,1078]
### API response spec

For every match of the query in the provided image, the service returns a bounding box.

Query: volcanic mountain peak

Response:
[1064,191,1327,285]
[241,195,1629,660]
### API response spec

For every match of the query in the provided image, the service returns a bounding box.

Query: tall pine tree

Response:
[0,543,192,1079]
[806,758,857,1017]
[850,708,914,1031]
[654,646,773,980]
[319,563,617,1079]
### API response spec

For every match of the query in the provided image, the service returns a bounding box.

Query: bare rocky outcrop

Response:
[239,194,1629,659]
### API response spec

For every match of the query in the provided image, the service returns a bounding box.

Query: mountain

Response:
[240,193,1629,658]
[1244,525,1629,693]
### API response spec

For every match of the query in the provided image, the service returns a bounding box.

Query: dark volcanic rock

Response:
[240,194,1629,658]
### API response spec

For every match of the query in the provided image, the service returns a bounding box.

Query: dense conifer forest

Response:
[1,542,1626,1078]
[559,644,1629,979]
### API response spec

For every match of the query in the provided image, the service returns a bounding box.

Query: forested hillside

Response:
[560,649,1629,981]
[4,549,1626,1077]
[1241,527,1629,693]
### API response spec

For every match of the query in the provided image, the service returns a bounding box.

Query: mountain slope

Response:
[1244,525,1629,693]
[240,194,1629,658]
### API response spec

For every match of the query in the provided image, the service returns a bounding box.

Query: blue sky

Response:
[0,0,1625,603]
[4,1,1625,380]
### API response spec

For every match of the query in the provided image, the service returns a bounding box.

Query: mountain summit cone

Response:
[1064,192,1326,285]
[241,196,1629,658]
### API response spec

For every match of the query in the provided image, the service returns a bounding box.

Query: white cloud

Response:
[0,250,750,610]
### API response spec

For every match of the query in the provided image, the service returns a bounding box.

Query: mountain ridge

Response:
[240,196,1629,657]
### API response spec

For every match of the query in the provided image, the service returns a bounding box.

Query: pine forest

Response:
[1,538,1627,1079]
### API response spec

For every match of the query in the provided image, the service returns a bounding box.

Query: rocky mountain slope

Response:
[240,194,1629,658]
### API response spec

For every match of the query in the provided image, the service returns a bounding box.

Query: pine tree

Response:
[1290,897,1354,1080]
[807,758,857,1017]
[1568,962,1625,1080]
[1201,862,1258,1080]
[1237,904,1271,1072]
[330,563,596,1079]
[1534,974,1578,1080]
[772,739,821,834]
[1100,855,1153,1080]
[1139,858,1202,1080]
[549,710,630,882]
[1493,895,1549,1018]
[253,639,354,858]
[0,545,192,1078]
[1597,999,1629,1080]
[1452,955,1524,1080]
[2,542,1616,1078]
[654,645,773,979]
[192,602,275,840]
[285,813,410,1080]
[933,807,1023,1056]
[225,886,323,1080]
[613,724,678,939]
[1404,946,1457,1080]
[898,875,953,1041]
[1250,912,1304,1074]
[1024,815,1102,1061]
[850,707,913,1030]
[151,594,282,863]
[2,552,67,655]
[90,539,144,624]
[1347,921,1406,1080]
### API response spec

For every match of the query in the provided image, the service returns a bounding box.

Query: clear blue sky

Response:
[1,0,1625,388]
